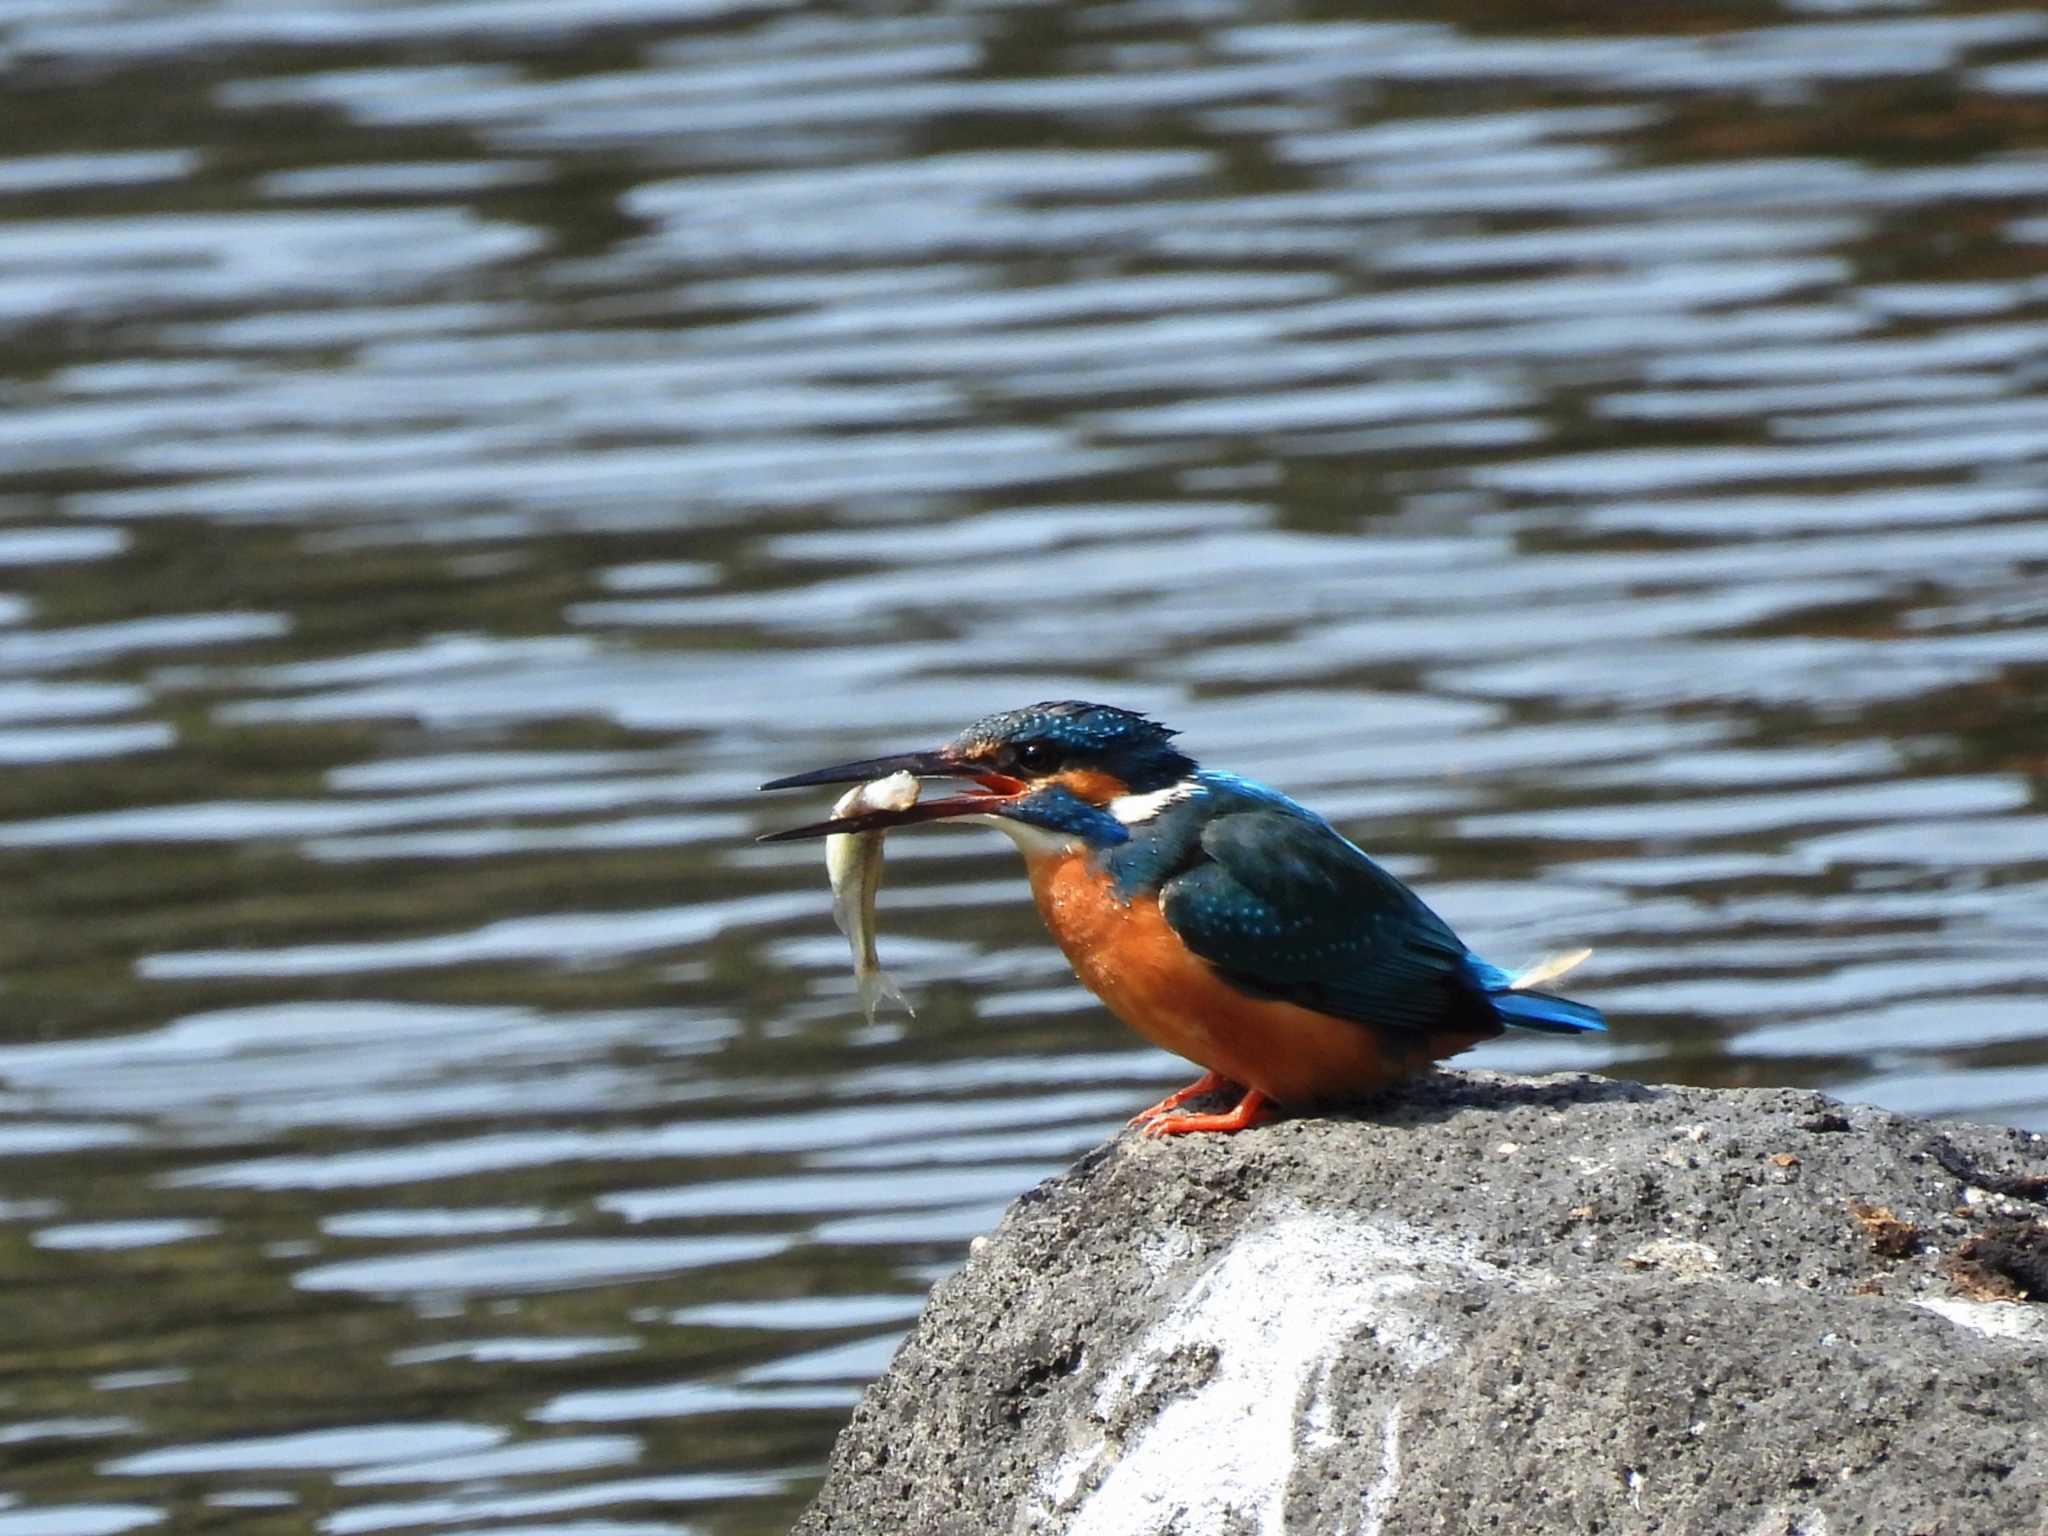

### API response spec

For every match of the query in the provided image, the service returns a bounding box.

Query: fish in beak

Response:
[757,748,1026,842]
[761,746,1031,1026]
[823,770,920,1024]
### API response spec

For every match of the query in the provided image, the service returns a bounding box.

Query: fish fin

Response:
[856,969,915,1025]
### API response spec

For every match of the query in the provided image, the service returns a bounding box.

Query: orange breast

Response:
[1024,849,1492,1107]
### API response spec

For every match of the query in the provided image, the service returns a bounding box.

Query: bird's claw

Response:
[1126,1071,1229,1127]
[1137,1088,1273,1137]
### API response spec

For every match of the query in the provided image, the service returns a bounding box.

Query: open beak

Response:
[757,748,1027,843]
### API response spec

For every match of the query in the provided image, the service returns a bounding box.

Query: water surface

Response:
[1,0,2046,1531]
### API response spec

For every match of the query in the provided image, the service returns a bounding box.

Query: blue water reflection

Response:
[0,0,2043,1532]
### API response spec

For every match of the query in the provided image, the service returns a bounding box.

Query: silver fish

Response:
[826,770,919,1023]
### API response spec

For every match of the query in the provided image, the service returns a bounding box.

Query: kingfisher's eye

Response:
[1014,740,1062,774]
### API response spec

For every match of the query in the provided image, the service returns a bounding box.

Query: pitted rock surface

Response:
[795,1070,2048,1535]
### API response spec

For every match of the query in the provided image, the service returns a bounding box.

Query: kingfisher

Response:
[759,701,1603,1135]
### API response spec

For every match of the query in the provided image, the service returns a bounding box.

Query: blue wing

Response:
[1160,808,1481,1035]
[1160,806,1604,1037]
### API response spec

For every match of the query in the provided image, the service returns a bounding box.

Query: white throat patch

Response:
[970,812,1082,861]
[1110,778,1198,826]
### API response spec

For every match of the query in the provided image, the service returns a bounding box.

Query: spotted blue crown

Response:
[951,700,1195,793]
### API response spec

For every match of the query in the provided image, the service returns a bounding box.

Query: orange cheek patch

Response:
[1053,767,1127,805]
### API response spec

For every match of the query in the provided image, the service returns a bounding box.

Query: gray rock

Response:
[794,1071,2048,1535]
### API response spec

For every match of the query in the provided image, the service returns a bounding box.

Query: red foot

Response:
[1142,1088,1273,1137]
[1127,1071,1229,1127]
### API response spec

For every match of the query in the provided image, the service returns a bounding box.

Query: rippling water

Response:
[1,0,2045,1530]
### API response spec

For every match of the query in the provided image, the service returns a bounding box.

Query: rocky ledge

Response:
[795,1070,2048,1535]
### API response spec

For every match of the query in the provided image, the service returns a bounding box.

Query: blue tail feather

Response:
[1462,954,1606,1035]
[1488,987,1606,1035]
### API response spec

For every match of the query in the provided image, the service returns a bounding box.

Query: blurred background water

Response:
[0,0,2045,1530]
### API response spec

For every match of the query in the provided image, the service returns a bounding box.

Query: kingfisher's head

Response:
[758,700,1197,849]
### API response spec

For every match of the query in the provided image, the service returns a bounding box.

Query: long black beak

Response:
[759,750,962,792]
[757,748,1027,843]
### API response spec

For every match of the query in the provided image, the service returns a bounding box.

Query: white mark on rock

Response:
[1912,1297,2048,1345]
[1038,1444,1091,1513]
[1136,1225,1199,1286]
[1301,1355,1341,1451]
[1624,1236,1722,1279]
[1358,1405,1403,1536]
[1745,1506,1830,1536]
[1025,1209,1533,1535]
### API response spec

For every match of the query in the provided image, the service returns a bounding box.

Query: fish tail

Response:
[856,969,915,1025]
